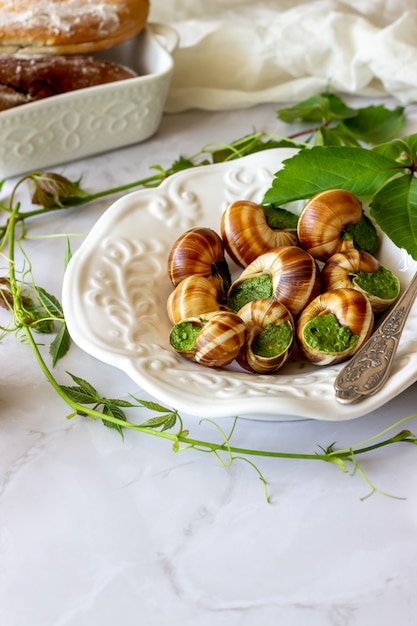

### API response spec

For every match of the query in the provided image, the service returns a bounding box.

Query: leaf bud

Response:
[29,172,88,208]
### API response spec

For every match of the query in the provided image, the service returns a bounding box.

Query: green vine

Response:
[1,93,416,501]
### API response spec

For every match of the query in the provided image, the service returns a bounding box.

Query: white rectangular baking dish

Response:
[0,22,178,178]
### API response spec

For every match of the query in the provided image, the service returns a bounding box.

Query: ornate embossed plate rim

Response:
[62,149,417,421]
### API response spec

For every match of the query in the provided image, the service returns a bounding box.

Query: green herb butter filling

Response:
[229,274,273,311]
[263,204,299,230]
[354,266,400,300]
[344,213,378,254]
[170,321,202,352]
[302,313,358,353]
[251,321,293,358]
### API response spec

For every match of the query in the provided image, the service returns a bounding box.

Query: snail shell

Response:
[169,310,247,368]
[297,189,363,261]
[296,287,374,365]
[167,275,222,325]
[236,299,295,373]
[167,227,231,299]
[322,248,400,313]
[220,200,298,268]
[228,246,321,316]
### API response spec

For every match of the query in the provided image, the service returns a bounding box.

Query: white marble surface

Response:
[1,100,417,626]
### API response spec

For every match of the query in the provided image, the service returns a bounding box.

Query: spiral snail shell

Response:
[296,287,374,365]
[228,246,321,316]
[167,227,231,300]
[322,248,400,313]
[167,274,222,325]
[297,189,364,261]
[236,299,295,373]
[220,200,298,268]
[169,310,247,368]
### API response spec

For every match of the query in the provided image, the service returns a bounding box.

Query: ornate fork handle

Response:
[334,271,417,404]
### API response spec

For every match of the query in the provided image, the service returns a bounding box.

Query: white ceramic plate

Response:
[0,23,177,178]
[62,148,417,421]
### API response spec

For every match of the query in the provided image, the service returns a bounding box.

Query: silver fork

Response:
[334,271,417,404]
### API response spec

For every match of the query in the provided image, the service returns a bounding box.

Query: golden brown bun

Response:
[0,0,150,55]
[0,54,137,110]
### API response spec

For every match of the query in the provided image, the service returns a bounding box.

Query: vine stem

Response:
[18,318,417,467]
[1,130,306,233]
[17,319,330,460]
[0,172,164,237]
[5,196,417,474]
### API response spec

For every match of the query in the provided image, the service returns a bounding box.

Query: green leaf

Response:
[373,133,417,166]
[390,429,417,443]
[140,413,176,429]
[59,385,99,404]
[50,324,71,366]
[278,98,405,148]
[64,237,72,268]
[263,146,401,205]
[101,404,128,437]
[277,93,356,124]
[317,125,361,147]
[253,138,304,151]
[161,412,178,431]
[372,137,411,161]
[263,204,299,229]
[369,174,417,260]
[36,287,63,317]
[107,398,138,408]
[27,311,54,334]
[65,372,99,398]
[169,156,195,174]
[324,93,359,120]
[130,396,173,413]
[342,105,405,144]
[401,133,417,156]
[102,404,128,421]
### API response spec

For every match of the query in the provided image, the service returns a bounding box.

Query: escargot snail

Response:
[296,287,374,366]
[228,245,321,316]
[297,189,378,261]
[168,227,231,300]
[220,199,298,268]
[167,274,222,325]
[322,248,400,313]
[169,310,247,368]
[236,299,295,373]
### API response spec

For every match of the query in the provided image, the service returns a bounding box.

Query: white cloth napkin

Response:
[149,0,417,111]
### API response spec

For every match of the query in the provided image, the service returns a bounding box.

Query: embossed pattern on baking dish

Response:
[62,149,417,421]
[0,23,177,178]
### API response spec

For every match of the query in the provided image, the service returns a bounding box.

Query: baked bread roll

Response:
[0,0,150,55]
[0,54,137,110]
